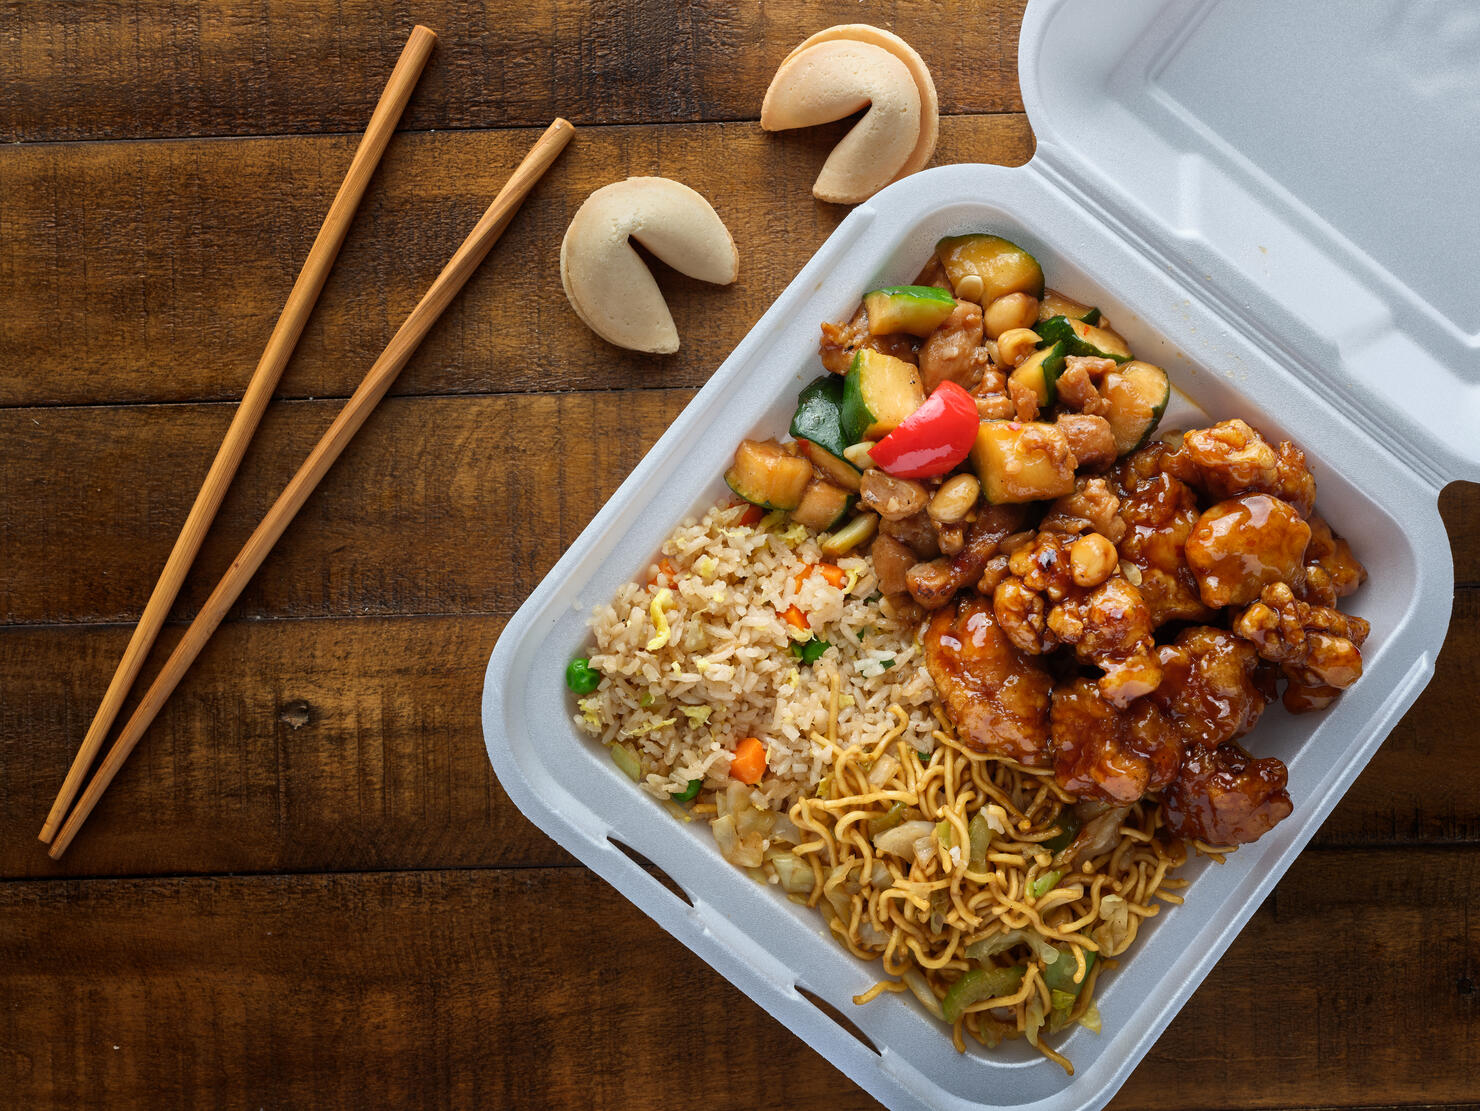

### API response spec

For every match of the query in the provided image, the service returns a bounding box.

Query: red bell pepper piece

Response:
[867,380,979,478]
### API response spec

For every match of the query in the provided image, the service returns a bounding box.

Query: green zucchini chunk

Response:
[1008,340,1067,408]
[1100,360,1171,454]
[935,233,1045,304]
[970,421,1078,504]
[841,349,925,443]
[725,439,813,510]
[790,479,854,531]
[1036,315,1132,362]
[789,374,852,460]
[863,285,957,338]
[1037,289,1101,325]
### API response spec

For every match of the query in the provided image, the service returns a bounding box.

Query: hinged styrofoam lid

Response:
[1019,0,1480,486]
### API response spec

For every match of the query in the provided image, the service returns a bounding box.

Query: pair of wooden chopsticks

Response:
[39,26,574,859]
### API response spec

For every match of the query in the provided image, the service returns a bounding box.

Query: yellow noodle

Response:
[784,711,1191,1074]
[854,979,908,1006]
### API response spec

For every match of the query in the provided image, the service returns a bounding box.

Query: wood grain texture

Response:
[5,0,1478,1105]
[41,118,576,860]
[0,392,690,627]
[37,24,438,847]
[5,397,1475,628]
[1443,481,1480,584]
[0,0,1026,143]
[1,615,538,880]
[0,115,1034,408]
[4,597,1477,881]
[0,852,1475,1110]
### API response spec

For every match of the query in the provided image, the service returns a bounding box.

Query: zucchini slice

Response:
[863,285,957,338]
[1100,361,1171,454]
[725,439,813,510]
[805,441,861,492]
[789,374,851,459]
[1036,315,1132,363]
[790,479,855,531]
[1008,340,1067,408]
[1037,289,1100,326]
[935,234,1045,305]
[842,349,925,442]
[969,421,1077,504]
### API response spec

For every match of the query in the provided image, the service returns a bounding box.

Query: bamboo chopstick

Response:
[38,24,438,845]
[46,118,576,859]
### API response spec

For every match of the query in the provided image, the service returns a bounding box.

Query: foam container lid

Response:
[1021,0,1479,486]
[484,3,1468,1108]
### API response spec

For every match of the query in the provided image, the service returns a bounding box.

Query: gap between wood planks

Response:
[0,110,1035,151]
[7,838,1479,889]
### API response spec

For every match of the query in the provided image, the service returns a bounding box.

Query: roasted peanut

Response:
[984,293,1040,339]
[995,327,1040,367]
[927,474,981,523]
[954,274,985,302]
[1070,533,1119,588]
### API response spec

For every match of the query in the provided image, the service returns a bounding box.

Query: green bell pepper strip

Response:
[1030,869,1063,898]
[941,964,1026,1023]
[1042,947,1096,995]
[1041,809,1082,855]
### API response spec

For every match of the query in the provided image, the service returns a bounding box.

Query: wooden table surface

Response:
[2,3,1476,1108]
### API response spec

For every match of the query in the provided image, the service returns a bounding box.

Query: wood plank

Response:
[0,392,690,628]
[0,615,551,880]
[0,851,1474,1110]
[5,396,1472,628]
[0,1,1028,143]
[3,600,1477,881]
[1442,480,1480,585]
[0,115,1034,408]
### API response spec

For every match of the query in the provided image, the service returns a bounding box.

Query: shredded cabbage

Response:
[1093,894,1134,956]
[902,969,944,1019]
[872,820,936,860]
[766,850,814,894]
[610,743,642,781]
[965,928,1060,966]
[1076,1001,1103,1034]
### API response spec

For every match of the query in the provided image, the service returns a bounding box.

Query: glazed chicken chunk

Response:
[1160,741,1293,845]
[992,532,1163,707]
[1150,627,1272,748]
[923,592,1053,767]
[1232,581,1369,713]
[1299,513,1367,607]
[1051,679,1182,805]
[1161,418,1317,518]
[1184,493,1311,608]
[1114,460,1212,627]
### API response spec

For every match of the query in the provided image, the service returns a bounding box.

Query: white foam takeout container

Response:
[483,1,1478,1107]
